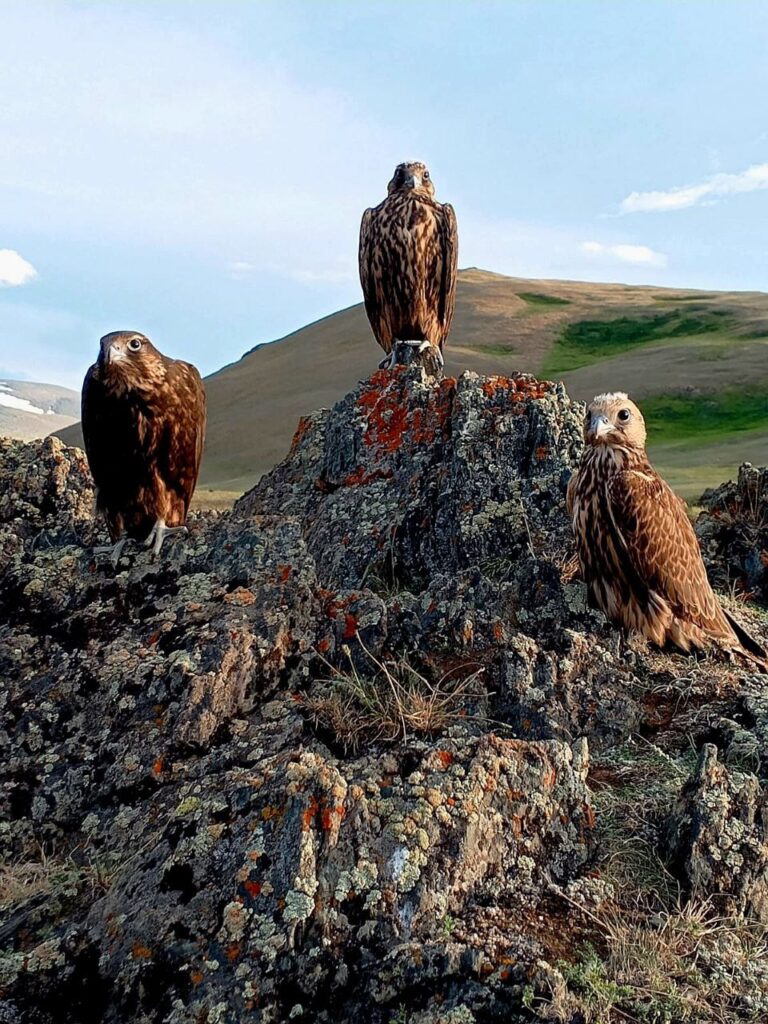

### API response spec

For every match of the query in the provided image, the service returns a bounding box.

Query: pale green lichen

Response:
[283,889,315,923]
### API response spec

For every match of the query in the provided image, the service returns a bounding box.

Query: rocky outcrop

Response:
[1,370,767,1023]
[697,463,768,606]
[667,744,768,921]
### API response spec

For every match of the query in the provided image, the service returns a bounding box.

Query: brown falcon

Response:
[567,392,767,669]
[359,161,458,374]
[81,331,206,563]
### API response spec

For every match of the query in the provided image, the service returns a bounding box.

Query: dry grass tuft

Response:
[302,641,484,752]
[0,843,123,913]
[530,739,768,1022]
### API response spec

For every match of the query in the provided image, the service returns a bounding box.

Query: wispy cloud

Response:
[621,162,768,213]
[0,249,37,287]
[580,241,667,268]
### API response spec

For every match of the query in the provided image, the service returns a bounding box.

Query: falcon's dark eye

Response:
[617,408,631,423]
[424,170,430,179]
[128,338,142,352]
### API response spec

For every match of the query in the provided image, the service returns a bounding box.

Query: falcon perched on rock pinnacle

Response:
[359,161,458,375]
[82,331,206,564]
[567,392,767,670]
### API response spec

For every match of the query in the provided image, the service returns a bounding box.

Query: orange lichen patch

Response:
[582,802,596,829]
[190,969,204,987]
[289,415,313,453]
[357,385,410,455]
[302,795,320,831]
[356,373,454,458]
[244,880,262,899]
[343,466,394,487]
[277,564,292,583]
[342,614,358,639]
[482,374,553,402]
[151,756,165,777]
[535,445,549,461]
[147,630,161,646]
[321,804,345,831]
[260,804,284,822]
[510,377,553,401]
[131,942,153,960]
[317,636,331,654]
[541,765,557,789]
[436,750,454,769]
[492,621,506,643]
[224,587,257,606]
[225,942,242,962]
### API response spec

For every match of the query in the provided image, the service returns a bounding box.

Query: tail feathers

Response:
[724,609,768,673]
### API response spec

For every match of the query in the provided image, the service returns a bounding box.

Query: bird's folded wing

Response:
[438,203,458,335]
[163,362,207,504]
[607,468,723,627]
[81,367,114,485]
[359,208,385,348]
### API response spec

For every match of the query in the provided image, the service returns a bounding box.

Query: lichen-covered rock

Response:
[697,463,768,606]
[2,368,767,1023]
[665,743,768,921]
[235,369,582,594]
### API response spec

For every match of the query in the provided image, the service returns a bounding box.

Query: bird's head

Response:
[584,392,647,450]
[387,161,435,197]
[97,331,165,385]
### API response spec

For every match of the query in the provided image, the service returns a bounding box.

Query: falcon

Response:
[567,392,767,669]
[81,331,206,563]
[359,161,458,374]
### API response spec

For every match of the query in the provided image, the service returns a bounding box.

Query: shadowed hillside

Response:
[57,269,768,500]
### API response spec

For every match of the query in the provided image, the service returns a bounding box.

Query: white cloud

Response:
[581,241,667,268]
[621,162,768,213]
[0,249,38,287]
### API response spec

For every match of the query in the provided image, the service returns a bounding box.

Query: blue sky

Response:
[1,0,767,389]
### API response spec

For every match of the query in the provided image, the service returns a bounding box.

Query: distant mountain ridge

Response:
[0,379,79,441]
[57,269,768,499]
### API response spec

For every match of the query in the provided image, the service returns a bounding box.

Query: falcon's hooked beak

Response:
[406,173,422,189]
[105,342,127,364]
[588,413,614,440]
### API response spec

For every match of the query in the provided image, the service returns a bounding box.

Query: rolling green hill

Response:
[58,269,768,502]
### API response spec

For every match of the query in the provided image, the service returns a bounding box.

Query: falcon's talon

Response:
[93,538,129,567]
[144,520,189,557]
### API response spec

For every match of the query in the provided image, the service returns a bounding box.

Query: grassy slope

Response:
[57,270,768,503]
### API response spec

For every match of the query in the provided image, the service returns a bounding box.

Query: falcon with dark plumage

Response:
[82,331,206,563]
[359,161,458,374]
[567,392,767,670]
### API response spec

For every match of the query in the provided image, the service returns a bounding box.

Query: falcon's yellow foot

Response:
[144,519,189,557]
[93,538,129,567]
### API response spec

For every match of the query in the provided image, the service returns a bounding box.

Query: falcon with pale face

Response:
[359,161,458,375]
[81,331,206,564]
[567,392,766,669]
